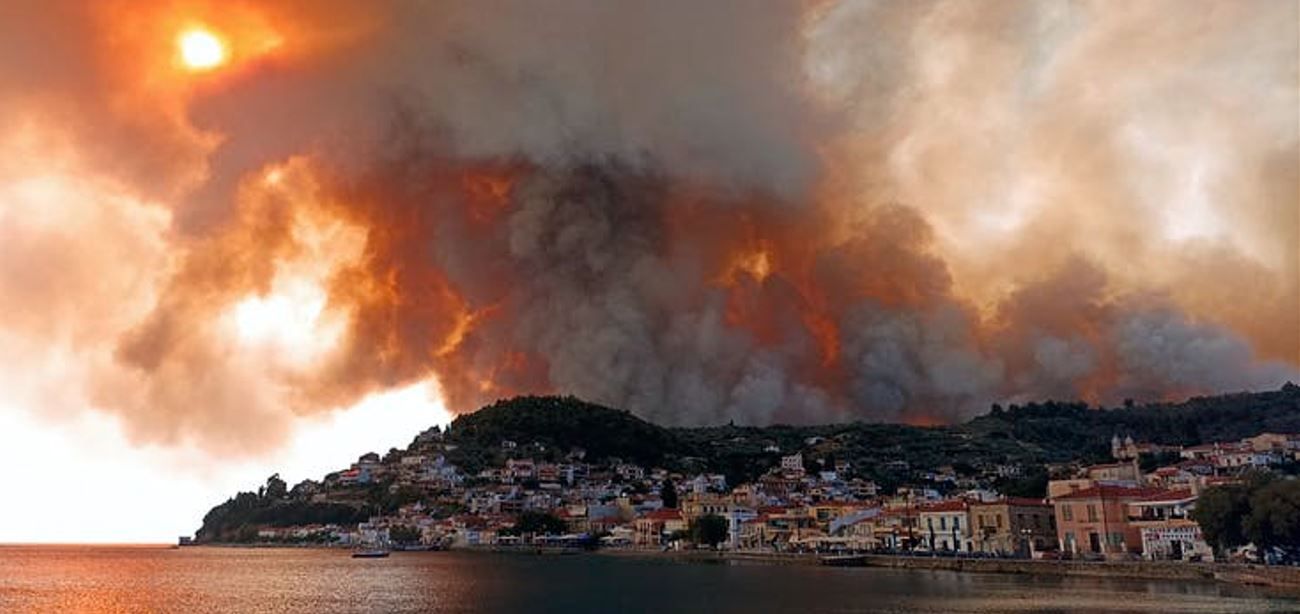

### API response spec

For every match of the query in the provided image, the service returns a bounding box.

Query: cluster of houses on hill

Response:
[247,428,1300,563]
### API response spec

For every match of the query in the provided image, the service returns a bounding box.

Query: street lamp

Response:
[1020,528,1035,559]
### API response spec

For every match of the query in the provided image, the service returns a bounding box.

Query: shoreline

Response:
[184,543,1300,595]
[592,548,1300,594]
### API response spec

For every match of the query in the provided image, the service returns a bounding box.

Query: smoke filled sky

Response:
[0,0,1296,542]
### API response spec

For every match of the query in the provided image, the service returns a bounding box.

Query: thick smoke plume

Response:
[0,0,1295,453]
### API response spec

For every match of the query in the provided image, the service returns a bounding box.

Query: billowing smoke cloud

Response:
[0,0,1295,454]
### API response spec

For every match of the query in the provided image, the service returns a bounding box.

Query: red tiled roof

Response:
[1002,497,1051,507]
[1052,485,1164,501]
[1132,489,1195,503]
[919,500,968,512]
[641,509,683,522]
[969,497,1048,508]
[880,508,915,518]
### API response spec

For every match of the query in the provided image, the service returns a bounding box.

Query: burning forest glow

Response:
[0,0,1296,541]
[178,29,226,70]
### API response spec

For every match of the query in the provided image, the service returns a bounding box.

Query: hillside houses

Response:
[206,413,1296,566]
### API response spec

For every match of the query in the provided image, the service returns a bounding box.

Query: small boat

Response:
[351,549,390,559]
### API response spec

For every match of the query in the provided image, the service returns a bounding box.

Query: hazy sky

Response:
[0,1,1296,542]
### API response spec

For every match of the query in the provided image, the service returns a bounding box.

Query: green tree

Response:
[996,467,1048,499]
[1139,451,1181,473]
[1243,479,1300,563]
[389,525,423,545]
[1191,472,1277,558]
[264,473,288,500]
[1192,483,1251,555]
[690,514,729,549]
[661,480,679,509]
[505,511,568,536]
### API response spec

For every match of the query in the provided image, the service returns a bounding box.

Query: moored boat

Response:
[819,554,868,567]
[351,549,390,559]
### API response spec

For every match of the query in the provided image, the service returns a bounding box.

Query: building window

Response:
[997,515,1004,528]
[940,517,947,530]
[1062,506,1073,521]
[1086,504,1098,523]
[954,517,961,530]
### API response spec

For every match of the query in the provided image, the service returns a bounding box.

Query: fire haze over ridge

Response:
[0,0,1296,457]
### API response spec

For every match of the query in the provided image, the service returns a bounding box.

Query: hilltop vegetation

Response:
[437,384,1300,487]
[965,383,1300,462]
[195,475,371,543]
[442,395,682,471]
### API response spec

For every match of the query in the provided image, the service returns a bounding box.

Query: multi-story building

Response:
[1052,484,1161,558]
[1127,489,1213,561]
[504,458,536,482]
[1245,432,1300,456]
[918,500,971,552]
[737,507,818,551]
[874,506,920,550]
[681,492,731,521]
[780,453,805,477]
[969,497,1056,555]
[1085,461,1142,485]
[1143,465,1199,490]
[828,507,882,551]
[1214,449,1278,470]
[722,506,758,549]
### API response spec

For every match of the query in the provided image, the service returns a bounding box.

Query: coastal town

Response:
[206,418,1300,566]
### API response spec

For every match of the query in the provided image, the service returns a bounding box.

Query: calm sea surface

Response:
[0,545,1296,613]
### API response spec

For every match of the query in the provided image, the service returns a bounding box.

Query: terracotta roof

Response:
[968,497,1048,508]
[1131,489,1195,504]
[919,500,968,512]
[1002,497,1051,507]
[880,508,916,518]
[1052,485,1164,501]
[641,509,683,522]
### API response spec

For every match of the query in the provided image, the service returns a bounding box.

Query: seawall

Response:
[851,554,1300,589]
[596,549,1300,592]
